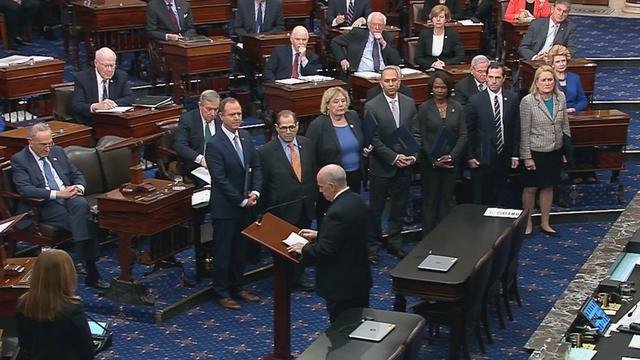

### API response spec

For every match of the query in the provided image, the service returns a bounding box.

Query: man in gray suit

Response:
[363,66,417,264]
[518,0,576,61]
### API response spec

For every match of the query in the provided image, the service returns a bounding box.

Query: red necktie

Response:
[291,53,300,78]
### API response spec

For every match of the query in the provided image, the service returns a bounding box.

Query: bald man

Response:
[72,47,135,126]
[262,26,322,83]
[288,164,372,323]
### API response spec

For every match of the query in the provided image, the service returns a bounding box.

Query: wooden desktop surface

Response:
[0,59,65,100]
[92,105,183,139]
[568,109,630,147]
[0,257,36,318]
[0,121,92,158]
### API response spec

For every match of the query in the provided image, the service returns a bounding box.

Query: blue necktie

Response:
[233,135,245,167]
[256,3,263,33]
[41,157,60,191]
[372,39,381,72]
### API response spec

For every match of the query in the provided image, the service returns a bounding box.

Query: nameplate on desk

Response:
[483,208,523,218]
[348,320,395,342]
[418,254,457,272]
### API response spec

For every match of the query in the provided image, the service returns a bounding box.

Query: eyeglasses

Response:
[97,62,116,69]
[33,141,54,148]
[277,125,298,132]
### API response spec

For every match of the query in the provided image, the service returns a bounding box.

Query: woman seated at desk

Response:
[415,5,465,70]
[504,0,550,22]
[16,249,95,360]
[546,44,588,113]
[423,0,463,21]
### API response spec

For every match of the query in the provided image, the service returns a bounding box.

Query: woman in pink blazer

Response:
[504,0,550,21]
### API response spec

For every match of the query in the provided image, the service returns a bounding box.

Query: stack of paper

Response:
[275,78,308,85]
[353,71,381,80]
[298,75,333,82]
[0,55,54,67]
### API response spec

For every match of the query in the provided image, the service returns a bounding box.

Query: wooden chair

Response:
[0,14,8,50]
[502,209,529,320]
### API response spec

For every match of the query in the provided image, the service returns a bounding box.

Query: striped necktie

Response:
[494,95,503,154]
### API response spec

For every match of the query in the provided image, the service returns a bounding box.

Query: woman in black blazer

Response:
[306,87,364,219]
[415,5,465,70]
[423,0,463,20]
[415,72,467,235]
[16,249,95,360]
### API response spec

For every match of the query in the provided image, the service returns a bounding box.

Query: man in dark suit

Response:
[71,47,135,127]
[518,0,576,60]
[206,97,262,310]
[145,0,196,41]
[234,0,284,41]
[174,90,221,188]
[330,12,402,74]
[258,110,316,291]
[326,0,371,27]
[365,83,413,102]
[363,66,417,264]
[288,164,371,323]
[10,123,109,290]
[263,26,322,82]
[453,55,490,109]
[466,63,520,206]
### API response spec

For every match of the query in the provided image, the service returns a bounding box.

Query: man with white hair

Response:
[72,47,135,126]
[263,26,322,82]
[453,54,491,108]
[330,12,401,73]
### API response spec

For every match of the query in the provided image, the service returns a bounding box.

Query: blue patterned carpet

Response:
[594,68,640,101]
[573,16,640,58]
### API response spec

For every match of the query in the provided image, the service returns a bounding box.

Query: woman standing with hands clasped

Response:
[415,72,467,235]
[520,65,571,237]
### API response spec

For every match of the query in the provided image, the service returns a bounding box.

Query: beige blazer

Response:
[519,91,571,159]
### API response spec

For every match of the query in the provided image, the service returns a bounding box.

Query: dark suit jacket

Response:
[518,17,577,60]
[263,45,322,82]
[466,89,520,166]
[423,0,463,20]
[453,74,481,108]
[364,92,417,178]
[365,84,413,101]
[206,129,262,219]
[326,0,372,26]
[302,189,372,301]
[415,98,467,165]
[306,110,364,168]
[257,136,316,226]
[234,0,284,40]
[71,68,135,126]
[145,0,196,41]
[330,28,402,72]
[11,146,86,213]
[415,27,464,70]
[174,108,222,173]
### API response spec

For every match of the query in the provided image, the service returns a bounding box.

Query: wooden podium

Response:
[263,79,346,118]
[242,213,301,360]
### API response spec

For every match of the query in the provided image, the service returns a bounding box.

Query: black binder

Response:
[132,95,174,108]
[362,111,379,146]
[430,126,456,160]
[382,125,419,156]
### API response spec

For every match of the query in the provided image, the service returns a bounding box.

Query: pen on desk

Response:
[628,303,638,317]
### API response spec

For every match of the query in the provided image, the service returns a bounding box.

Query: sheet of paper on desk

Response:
[0,55,54,67]
[0,218,16,234]
[400,68,423,76]
[458,19,482,26]
[567,348,596,360]
[282,232,308,246]
[298,75,333,82]
[629,335,640,349]
[191,167,211,184]
[353,71,381,80]
[275,78,308,85]
[622,357,640,360]
[94,106,133,113]
[483,207,523,218]
[192,189,210,206]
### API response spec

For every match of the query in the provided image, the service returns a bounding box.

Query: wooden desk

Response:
[0,257,35,318]
[97,179,193,304]
[242,32,318,67]
[189,0,232,25]
[327,26,402,50]
[351,72,430,105]
[501,20,530,65]
[0,59,64,100]
[162,37,234,101]
[413,21,483,53]
[391,204,522,359]
[282,0,313,19]
[0,121,92,158]
[441,64,512,84]
[72,0,147,59]
[264,79,347,118]
[92,105,183,139]
[520,59,598,98]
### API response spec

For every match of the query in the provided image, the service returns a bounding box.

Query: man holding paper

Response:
[287,164,371,323]
[71,47,135,127]
[262,26,322,83]
[362,66,417,264]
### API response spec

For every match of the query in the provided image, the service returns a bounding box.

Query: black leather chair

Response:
[64,145,106,208]
[154,118,181,181]
[50,83,75,122]
[403,37,420,69]
[96,136,131,190]
[481,230,513,343]
[502,210,529,320]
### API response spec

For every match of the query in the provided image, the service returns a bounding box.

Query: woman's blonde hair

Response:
[320,87,350,115]
[430,5,451,22]
[529,64,560,97]
[18,249,79,321]
[545,44,572,65]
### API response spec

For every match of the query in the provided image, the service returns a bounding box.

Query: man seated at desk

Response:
[145,0,196,41]
[174,90,221,188]
[10,123,110,290]
[453,55,490,108]
[263,26,322,82]
[518,0,576,61]
[71,47,135,127]
[330,12,402,74]
[234,0,284,41]
[326,0,371,28]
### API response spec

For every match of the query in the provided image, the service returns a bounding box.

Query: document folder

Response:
[418,254,458,272]
[348,320,396,342]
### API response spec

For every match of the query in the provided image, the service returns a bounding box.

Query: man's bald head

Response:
[317,164,348,201]
[290,26,309,51]
[94,47,117,80]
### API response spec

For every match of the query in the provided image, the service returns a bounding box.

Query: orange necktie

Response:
[288,142,301,182]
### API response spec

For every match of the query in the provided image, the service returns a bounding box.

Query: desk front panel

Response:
[243,32,317,66]
[351,74,430,105]
[391,204,519,301]
[189,0,232,24]
[73,2,146,31]
[520,59,597,96]
[568,110,630,147]
[283,0,313,18]
[264,80,347,118]
[163,40,233,74]
[0,121,92,158]
[0,60,65,99]
[93,105,183,139]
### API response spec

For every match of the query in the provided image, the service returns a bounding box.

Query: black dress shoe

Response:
[540,228,560,237]
[85,278,111,290]
[74,262,88,276]
[292,280,315,292]
[368,255,379,265]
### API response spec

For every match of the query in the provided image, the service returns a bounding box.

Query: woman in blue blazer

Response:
[547,45,587,112]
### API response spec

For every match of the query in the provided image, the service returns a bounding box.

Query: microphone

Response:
[256,196,307,225]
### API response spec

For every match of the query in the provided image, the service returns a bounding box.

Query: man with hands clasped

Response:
[263,26,322,82]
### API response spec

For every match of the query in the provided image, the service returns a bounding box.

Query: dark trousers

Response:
[0,0,39,39]
[326,294,370,324]
[286,215,312,286]
[316,169,361,226]
[470,162,508,206]
[421,165,457,235]
[367,172,411,255]
[211,214,251,299]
